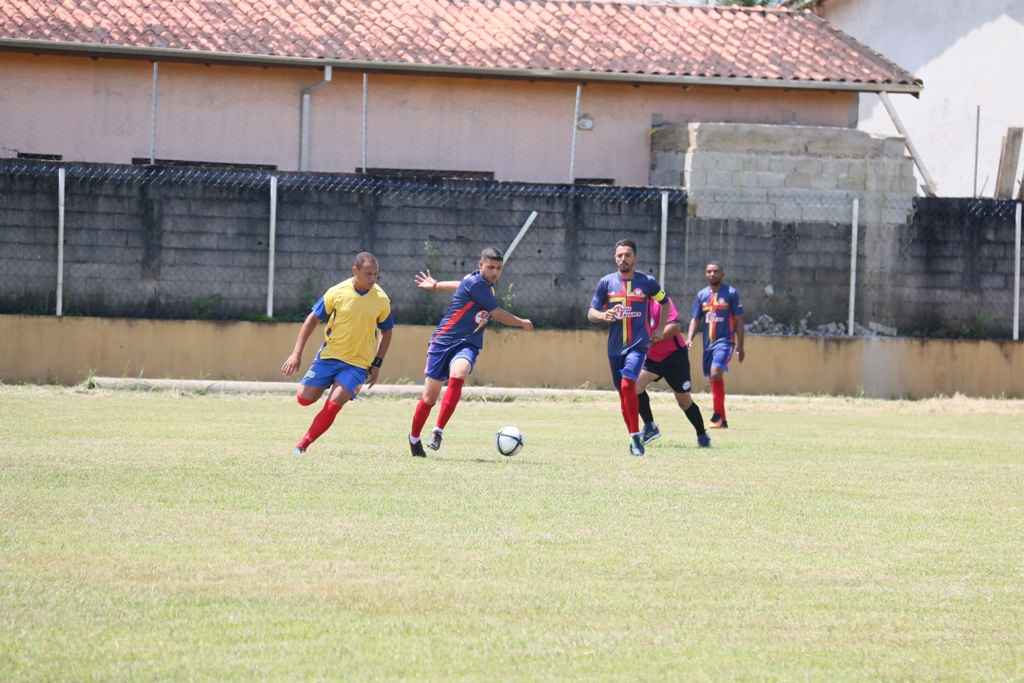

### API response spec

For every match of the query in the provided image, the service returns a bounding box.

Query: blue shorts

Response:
[425,343,480,382]
[702,344,734,377]
[609,349,646,386]
[300,356,368,395]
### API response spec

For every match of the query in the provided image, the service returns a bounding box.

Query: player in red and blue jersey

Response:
[687,262,745,429]
[635,295,711,448]
[408,247,534,457]
[588,239,669,456]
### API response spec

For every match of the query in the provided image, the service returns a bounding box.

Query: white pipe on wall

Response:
[267,176,278,318]
[298,66,333,171]
[659,191,668,285]
[568,83,581,183]
[361,73,368,173]
[149,62,159,164]
[848,197,859,336]
[56,169,65,319]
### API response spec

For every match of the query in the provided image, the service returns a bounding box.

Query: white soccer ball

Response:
[495,425,524,457]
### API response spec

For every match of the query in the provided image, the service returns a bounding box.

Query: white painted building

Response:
[790,0,1024,197]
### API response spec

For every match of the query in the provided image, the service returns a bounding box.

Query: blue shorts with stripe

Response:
[425,343,480,382]
[608,349,646,386]
[300,356,368,395]
[702,344,734,377]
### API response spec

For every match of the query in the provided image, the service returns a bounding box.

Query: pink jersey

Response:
[645,297,688,362]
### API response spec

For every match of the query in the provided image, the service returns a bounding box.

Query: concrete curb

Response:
[90,376,621,400]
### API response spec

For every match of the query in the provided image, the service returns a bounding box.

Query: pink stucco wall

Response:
[0,52,858,185]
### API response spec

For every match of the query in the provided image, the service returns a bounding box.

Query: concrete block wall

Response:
[0,170,687,326]
[663,122,916,225]
[1,167,1019,337]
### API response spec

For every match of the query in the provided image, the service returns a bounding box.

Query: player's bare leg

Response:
[294,383,352,455]
[410,378,443,457]
[431,358,472,450]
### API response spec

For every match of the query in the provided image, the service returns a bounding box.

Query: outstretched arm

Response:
[415,270,460,294]
[490,307,534,331]
[281,312,320,376]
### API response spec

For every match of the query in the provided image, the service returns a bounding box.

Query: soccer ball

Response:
[495,425,524,457]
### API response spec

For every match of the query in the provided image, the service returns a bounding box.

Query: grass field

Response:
[1,384,1022,681]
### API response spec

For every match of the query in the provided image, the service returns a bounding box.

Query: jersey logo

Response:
[473,310,491,332]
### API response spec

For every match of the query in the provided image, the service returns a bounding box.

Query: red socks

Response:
[436,377,464,429]
[410,399,434,438]
[711,377,726,419]
[297,399,342,450]
[618,378,640,434]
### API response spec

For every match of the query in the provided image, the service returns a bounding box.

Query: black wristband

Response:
[371,356,383,368]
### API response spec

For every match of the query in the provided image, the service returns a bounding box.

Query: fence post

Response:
[1014,202,1021,341]
[848,197,859,336]
[56,167,65,317]
[267,175,278,318]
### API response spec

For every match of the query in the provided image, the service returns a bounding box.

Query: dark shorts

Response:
[609,349,646,387]
[643,347,693,394]
[424,343,480,382]
[702,344,734,377]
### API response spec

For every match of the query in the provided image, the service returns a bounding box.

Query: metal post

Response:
[848,197,859,336]
[973,105,980,198]
[659,191,669,284]
[568,83,581,183]
[267,176,278,318]
[149,62,159,164]
[879,91,938,197]
[56,171,65,321]
[503,211,538,265]
[1014,202,1021,341]
[361,73,368,174]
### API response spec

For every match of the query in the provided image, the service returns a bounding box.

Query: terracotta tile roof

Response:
[0,0,920,91]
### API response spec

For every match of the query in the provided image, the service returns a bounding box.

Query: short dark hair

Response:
[353,251,378,269]
[705,261,722,271]
[615,239,637,254]
[480,247,504,262]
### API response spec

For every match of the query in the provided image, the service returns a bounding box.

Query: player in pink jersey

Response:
[636,294,711,448]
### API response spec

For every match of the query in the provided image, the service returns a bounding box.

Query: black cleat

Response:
[427,427,443,451]
[409,437,426,458]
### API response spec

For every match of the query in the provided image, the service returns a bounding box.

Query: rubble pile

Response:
[744,314,898,338]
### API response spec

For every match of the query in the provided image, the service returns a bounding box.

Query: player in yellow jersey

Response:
[280,252,394,455]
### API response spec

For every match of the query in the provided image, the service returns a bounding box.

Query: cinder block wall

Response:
[654,122,916,226]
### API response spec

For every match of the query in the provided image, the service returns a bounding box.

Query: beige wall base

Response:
[2,315,1021,398]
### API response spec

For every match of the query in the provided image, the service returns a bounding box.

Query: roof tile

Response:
[0,0,919,88]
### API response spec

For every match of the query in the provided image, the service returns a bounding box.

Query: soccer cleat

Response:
[641,422,662,445]
[697,433,711,448]
[409,436,426,458]
[708,419,729,430]
[427,427,444,451]
[293,447,306,457]
[629,434,645,457]
[709,412,722,425]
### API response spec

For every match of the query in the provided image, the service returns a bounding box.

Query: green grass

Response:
[1,385,1022,681]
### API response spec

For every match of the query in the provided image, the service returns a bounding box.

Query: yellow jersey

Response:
[315,278,393,368]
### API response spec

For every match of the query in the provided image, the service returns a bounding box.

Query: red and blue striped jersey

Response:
[591,271,667,356]
[429,271,499,351]
[692,284,744,349]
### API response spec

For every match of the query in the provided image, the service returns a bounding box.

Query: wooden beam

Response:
[878,92,938,197]
[995,127,1023,199]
